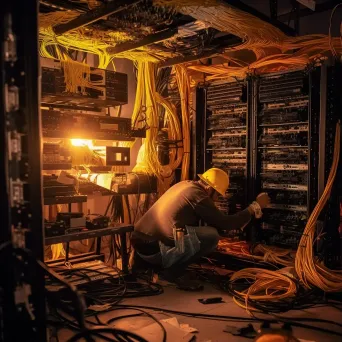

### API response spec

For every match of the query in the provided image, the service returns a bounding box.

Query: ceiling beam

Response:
[159,50,222,68]
[52,0,140,35]
[158,35,242,68]
[107,28,178,55]
[40,0,86,12]
[278,0,340,22]
[221,0,296,36]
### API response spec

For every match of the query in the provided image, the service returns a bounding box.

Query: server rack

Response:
[256,68,320,249]
[196,67,324,249]
[321,63,342,268]
[198,78,251,240]
[0,1,46,341]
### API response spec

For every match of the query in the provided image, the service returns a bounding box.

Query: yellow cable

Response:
[175,65,191,181]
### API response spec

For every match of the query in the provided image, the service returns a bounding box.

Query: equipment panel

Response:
[41,58,128,107]
[205,79,248,237]
[257,69,314,248]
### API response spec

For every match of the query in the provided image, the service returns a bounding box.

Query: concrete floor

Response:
[57,281,342,342]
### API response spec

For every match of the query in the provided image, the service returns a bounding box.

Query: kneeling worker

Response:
[131,168,270,289]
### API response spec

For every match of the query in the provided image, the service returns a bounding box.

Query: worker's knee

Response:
[208,227,220,247]
[200,226,219,253]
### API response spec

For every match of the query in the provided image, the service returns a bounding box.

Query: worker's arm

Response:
[194,197,253,232]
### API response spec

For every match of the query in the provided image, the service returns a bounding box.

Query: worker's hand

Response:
[256,192,271,209]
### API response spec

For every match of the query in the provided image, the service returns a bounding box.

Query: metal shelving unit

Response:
[0,1,47,340]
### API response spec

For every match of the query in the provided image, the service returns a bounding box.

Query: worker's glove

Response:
[256,192,271,209]
[248,193,270,219]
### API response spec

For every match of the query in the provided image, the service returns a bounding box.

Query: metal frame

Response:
[53,0,140,35]
[192,86,207,179]
[245,76,259,242]
[45,225,134,273]
[247,77,258,203]
[0,1,10,246]
[270,0,278,19]
[318,64,328,199]
[0,1,46,341]
[160,50,222,69]
[107,28,178,55]
[159,35,242,68]
[308,67,321,214]
[323,63,342,267]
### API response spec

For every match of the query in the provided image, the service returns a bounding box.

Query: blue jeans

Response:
[137,226,220,276]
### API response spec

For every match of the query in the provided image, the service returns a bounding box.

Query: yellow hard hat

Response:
[198,168,229,197]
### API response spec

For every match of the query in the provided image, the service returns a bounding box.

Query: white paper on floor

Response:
[132,317,197,342]
[162,317,198,333]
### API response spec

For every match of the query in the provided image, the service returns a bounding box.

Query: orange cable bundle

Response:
[230,267,297,314]
[229,122,341,314]
[295,122,341,292]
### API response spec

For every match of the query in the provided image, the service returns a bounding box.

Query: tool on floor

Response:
[255,322,300,341]
[224,323,257,338]
[198,297,223,304]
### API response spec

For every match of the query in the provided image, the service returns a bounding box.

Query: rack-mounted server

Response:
[203,79,249,239]
[195,67,325,248]
[41,58,128,108]
[256,69,320,249]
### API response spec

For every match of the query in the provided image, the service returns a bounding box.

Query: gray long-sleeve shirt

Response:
[133,181,251,247]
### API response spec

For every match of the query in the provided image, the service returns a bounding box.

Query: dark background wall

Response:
[241,0,342,35]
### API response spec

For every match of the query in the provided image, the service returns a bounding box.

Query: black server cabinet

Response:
[196,67,322,248]
[0,1,46,341]
[256,68,320,249]
[198,78,251,240]
[320,64,342,268]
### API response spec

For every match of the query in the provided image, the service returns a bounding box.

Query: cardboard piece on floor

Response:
[133,320,194,342]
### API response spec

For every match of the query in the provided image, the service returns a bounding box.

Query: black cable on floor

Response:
[113,304,342,337]
[105,308,167,342]
[67,327,148,342]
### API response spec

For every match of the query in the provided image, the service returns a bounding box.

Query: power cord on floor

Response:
[113,304,342,337]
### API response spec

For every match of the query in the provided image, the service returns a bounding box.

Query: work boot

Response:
[131,251,151,274]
